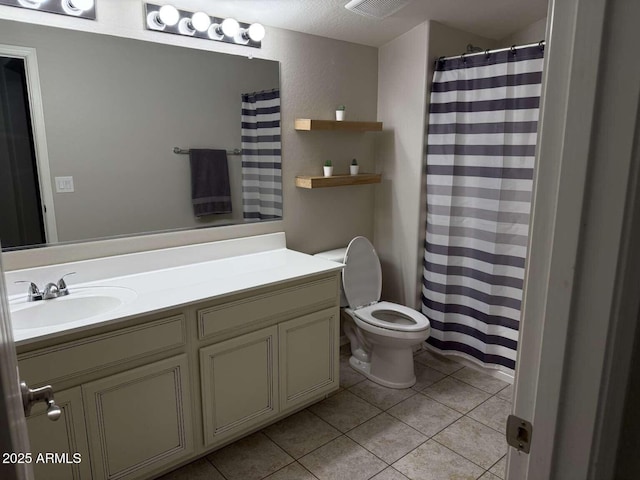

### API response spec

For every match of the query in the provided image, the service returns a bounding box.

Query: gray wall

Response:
[497,17,547,48]
[374,21,495,307]
[1,2,379,270]
[0,19,279,242]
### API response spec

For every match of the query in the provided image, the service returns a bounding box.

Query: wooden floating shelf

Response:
[295,173,382,189]
[294,118,383,132]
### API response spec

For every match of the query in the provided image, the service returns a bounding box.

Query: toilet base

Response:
[349,354,416,389]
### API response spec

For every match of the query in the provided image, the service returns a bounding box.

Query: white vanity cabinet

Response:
[197,275,340,448]
[18,313,190,480]
[26,386,92,480]
[17,270,341,480]
[83,354,193,480]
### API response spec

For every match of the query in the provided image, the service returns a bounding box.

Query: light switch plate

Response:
[55,176,74,193]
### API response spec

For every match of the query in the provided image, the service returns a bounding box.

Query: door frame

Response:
[0,44,58,245]
[0,250,33,480]
[509,0,640,477]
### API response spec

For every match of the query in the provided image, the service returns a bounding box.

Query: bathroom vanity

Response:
[8,233,342,480]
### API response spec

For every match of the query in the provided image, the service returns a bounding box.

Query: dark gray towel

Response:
[189,149,232,217]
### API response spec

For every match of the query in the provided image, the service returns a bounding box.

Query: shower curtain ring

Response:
[510,45,517,55]
[538,40,545,51]
[460,52,466,64]
[485,49,491,59]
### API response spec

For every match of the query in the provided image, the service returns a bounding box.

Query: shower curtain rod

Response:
[438,40,545,62]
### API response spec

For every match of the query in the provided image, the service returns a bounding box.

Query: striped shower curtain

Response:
[421,45,545,373]
[241,89,282,220]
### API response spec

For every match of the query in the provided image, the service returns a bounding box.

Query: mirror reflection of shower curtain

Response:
[241,89,282,221]
[421,45,545,374]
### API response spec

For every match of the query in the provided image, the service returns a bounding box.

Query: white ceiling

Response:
[168,0,548,47]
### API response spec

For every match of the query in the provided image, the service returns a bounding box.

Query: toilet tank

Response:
[314,247,348,307]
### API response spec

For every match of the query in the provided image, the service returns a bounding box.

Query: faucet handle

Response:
[57,272,76,296]
[14,281,43,302]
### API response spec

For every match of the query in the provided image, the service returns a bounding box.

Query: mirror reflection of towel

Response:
[189,149,232,216]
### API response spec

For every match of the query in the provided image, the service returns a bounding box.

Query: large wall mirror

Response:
[0,19,281,251]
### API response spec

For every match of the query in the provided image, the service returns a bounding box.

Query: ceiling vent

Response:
[344,0,414,19]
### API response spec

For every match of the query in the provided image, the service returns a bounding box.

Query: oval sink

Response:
[10,286,137,330]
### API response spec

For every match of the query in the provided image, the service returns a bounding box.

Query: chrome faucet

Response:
[15,272,76,302]
[42,283,60,300]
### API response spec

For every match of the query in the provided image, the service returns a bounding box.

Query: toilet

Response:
[315,236,430,389]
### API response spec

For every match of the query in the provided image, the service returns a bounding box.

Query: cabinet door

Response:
[200,325,279,447]
[279,308,339,411]
[26,386,92,480]
[82,354,193,480]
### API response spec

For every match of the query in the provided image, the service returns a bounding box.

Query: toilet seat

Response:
[343,237,430,334]
[354,301,430,332]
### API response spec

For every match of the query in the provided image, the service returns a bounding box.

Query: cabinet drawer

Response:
[198,276,338,340]
[18,315,186,386]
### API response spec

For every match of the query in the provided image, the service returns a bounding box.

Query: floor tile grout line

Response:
[262,410,344,461]
[484,453,507,479]
[346,384,419,411]
[204,455,230,480]
[341,356,509,470]
[255,460,320,480]
[298,432,393,478]
[415,387,486,416]
[342,411,432,465]
[430,437,499,473]
[299,461,322,480]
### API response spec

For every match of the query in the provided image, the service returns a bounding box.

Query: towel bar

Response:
[173,147,242,156]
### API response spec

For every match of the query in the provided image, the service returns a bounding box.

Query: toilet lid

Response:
[343,236,382,309]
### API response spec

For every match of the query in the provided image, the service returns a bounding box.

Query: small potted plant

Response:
[350,158,359,175]
[323,160,333,177]
[336,105,346,121]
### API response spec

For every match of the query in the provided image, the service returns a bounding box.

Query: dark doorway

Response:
[0,56,45,249]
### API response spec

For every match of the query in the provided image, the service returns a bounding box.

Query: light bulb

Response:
[191,12,211,32]
[68,0,93,10]
[248,23,265,42]
[158,5,179,27]
[221,18,240,37]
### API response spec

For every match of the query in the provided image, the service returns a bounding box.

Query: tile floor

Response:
[159,347,513,480]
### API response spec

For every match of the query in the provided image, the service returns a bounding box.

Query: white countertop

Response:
[8,234,343,347]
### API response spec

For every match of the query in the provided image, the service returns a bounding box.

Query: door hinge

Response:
[506,415,533,453]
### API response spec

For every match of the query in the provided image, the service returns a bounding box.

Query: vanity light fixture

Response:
[1,0,96,19]
[144,3,264,49]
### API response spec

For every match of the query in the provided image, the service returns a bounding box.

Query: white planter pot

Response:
[323,166,333,177]
[335,110,345,121]
[350,165,360,175]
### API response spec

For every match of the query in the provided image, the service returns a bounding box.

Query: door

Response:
[200,325,279,447]
[508,0,640,478]
[0,251,33,479]
[0,45,57,248]
[0,55,45,248]
[82,354,193,480]
[26,387,91,480]
[278,308,339,412]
